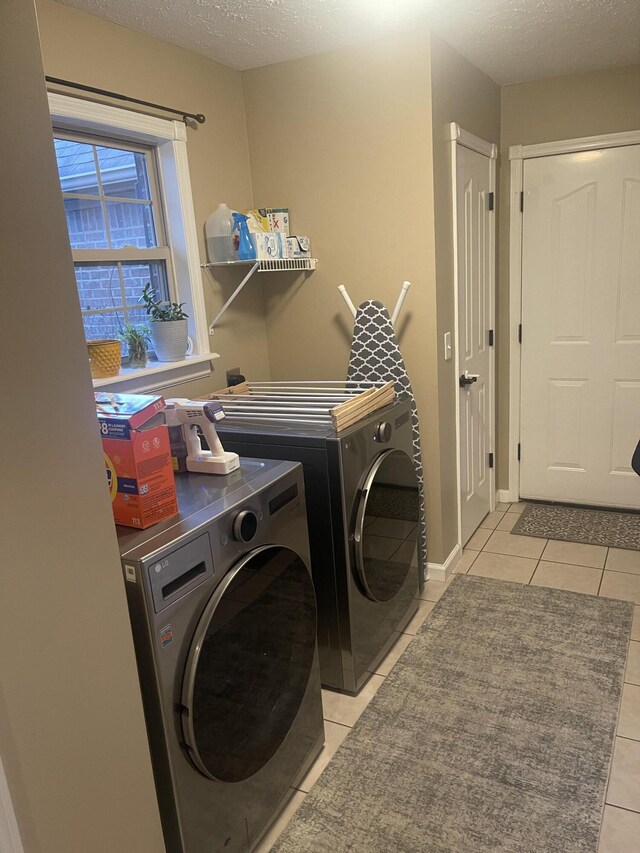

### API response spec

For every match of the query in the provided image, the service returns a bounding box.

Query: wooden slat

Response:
[333,397,394,431]
[331,381,395,430]
[332,386,395,428]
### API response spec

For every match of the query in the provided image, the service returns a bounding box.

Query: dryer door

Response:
[354,449,420,602]
[181,545,316,783]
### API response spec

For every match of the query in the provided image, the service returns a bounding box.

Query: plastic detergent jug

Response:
[205,203,236,263]
[232,212,256,261]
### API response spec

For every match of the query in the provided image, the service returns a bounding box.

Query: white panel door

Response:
[520,145,640,508]
[457,144,494,544]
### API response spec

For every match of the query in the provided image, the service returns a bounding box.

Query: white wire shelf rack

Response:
[201,258,316,272]
[201,257,317,332]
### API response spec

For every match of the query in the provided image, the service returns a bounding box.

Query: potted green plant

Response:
[117,323,151,368]
[140,283,190,362]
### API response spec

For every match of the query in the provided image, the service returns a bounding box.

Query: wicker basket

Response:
[87,339,121,379]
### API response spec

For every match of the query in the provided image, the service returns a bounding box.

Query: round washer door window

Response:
[354,449,420,602]
[181,545,316,783]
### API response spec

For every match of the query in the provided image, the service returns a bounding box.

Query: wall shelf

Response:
[202,257,317,332]
[202,257,317,272]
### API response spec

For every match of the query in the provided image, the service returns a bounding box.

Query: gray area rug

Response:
[513,502,640,550]
[274,575,633,853]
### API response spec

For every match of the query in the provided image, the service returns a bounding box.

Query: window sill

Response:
[92,353,220,394]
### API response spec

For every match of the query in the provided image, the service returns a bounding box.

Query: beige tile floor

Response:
[257,502,640,852]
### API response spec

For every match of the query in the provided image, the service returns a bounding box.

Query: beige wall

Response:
[36,0,269,397]
[497,64,640,488]
[242,31,450,559]
[429,33,501,555]
[243,30,500,564]
[0,1,164,850]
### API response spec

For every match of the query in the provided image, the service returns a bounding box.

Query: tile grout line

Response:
[616,733,640,744]
[466,549,479,573]
[602,566,640,578]
[602,802,640,817]
[597,548,609,596]
[528,559,540,584]
[321,718,352,730]
[322,715,354,728]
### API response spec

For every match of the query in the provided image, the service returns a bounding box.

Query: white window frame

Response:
[55,129,177,336]
[49,93,218,393]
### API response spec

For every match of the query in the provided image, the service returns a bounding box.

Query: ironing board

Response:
[346,299,427,580]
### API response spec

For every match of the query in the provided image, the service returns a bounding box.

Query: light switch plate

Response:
[444,332,452,361]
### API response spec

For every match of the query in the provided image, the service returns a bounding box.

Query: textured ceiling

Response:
[58,0,640,84]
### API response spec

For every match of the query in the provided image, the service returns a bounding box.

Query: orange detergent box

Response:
[95,392,178,529]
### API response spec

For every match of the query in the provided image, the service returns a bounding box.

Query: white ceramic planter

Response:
[150,319,189,362]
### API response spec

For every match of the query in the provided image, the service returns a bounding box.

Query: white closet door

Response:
[520,145,640,508]
[457,144,494,543]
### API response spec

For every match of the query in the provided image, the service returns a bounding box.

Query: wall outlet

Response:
[226,367,245,387]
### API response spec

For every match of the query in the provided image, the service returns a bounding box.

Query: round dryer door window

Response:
[181,545,316,783]
[354,449,420,602]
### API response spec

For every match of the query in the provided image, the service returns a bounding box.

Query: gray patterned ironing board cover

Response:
[346,299,427,580]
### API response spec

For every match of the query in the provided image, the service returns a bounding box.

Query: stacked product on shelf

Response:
[202,205,317,332]
[205,203,311,263]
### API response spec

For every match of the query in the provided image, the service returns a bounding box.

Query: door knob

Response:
[459,371,480,388]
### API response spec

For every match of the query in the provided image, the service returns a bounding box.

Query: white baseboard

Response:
[426,543,461,582]
[498,489,519,503]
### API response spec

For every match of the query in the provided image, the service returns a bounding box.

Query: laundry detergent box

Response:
[95,392,178,529]
[247,207,290,236]
[253,231,288,259]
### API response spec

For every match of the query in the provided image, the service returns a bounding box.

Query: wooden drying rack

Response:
[198,380,395,432]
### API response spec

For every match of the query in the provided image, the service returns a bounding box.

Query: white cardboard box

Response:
[253,232,287,259]
[286,236,311,259]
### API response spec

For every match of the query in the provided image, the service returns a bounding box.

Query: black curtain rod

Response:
[45,76,206,125]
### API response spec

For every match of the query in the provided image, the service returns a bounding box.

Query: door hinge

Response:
[488,191,495,211]
[517,443,521,461]
[518,323,523,343]
[488,329,494,346]
[489,452,494,469]
[520,191,524,212]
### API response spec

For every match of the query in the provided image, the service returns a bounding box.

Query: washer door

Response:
[354,449,420,602]
[181,545,316,783]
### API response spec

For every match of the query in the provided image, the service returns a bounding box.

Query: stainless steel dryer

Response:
[117,459,323,853]
[216,400,420,695]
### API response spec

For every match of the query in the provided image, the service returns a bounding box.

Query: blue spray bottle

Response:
[232,212,256,261]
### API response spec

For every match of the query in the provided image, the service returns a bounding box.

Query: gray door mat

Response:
[273,575,633,853]
[512,502,640,551]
